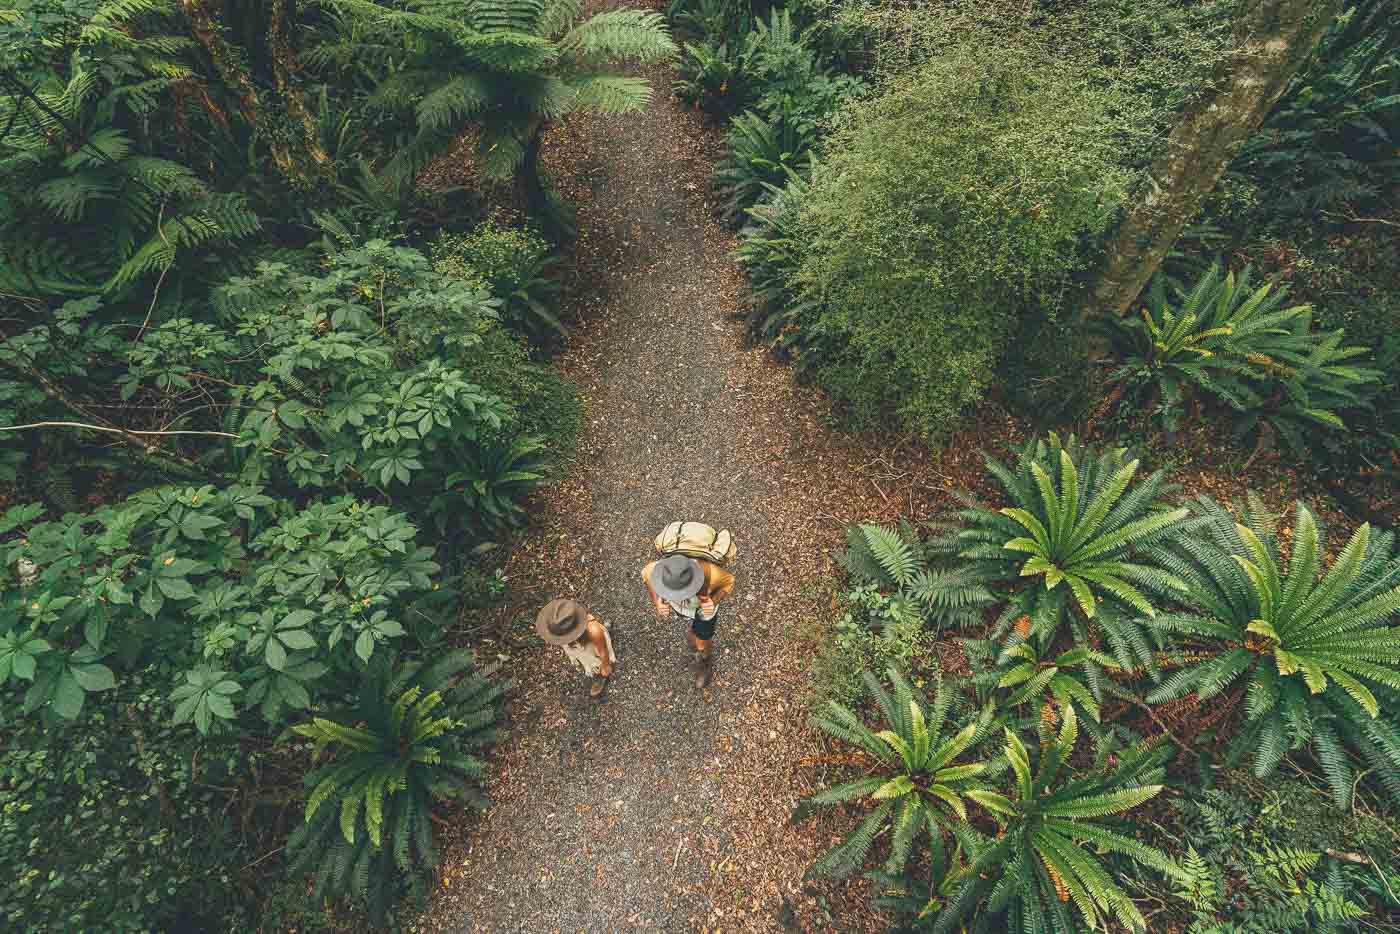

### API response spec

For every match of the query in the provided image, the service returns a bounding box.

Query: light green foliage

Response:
[1107,264,1380,449]
[0,490,437,730]
[0,676,260,931]
[285,651,507,922]
[1148,494,1400,808]
[932,434,1187,675]
[934,711,1184,934]
[0,0,260,298]
[789,43,1129,438]
[313,0,676,186]
[211,241,558,536]
[433,217,565,339]
[798,667,996,879]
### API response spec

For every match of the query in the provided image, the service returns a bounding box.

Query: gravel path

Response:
[420,24,960,934]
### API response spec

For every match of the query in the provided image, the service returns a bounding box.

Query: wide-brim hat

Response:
[536,598,590,645]
[650,554,705,603]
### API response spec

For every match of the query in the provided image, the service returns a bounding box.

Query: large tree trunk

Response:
[516,122,556,235]
[1083,0,1341,319]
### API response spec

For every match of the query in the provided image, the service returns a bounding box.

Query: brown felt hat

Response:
[536,598,590,645]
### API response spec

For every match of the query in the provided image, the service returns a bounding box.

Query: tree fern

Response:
[1147,494,1400,807]
[316,0,676,205]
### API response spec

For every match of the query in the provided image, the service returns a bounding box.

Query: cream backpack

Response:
[654,521,736,565]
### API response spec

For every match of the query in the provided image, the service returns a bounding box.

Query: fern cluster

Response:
[312,0,676,189]
[1105,264,1380,455]
[284,652,507,921]
[0,0,260,298]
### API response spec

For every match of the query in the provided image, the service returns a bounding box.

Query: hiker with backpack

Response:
[535,598,616,699]
[641,522,736,689]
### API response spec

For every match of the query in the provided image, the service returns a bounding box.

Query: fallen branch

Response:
[0,421,238,438]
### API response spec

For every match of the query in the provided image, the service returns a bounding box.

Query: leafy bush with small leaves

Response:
[284,651,507,922]
[807,583,936,708]
[931,434,1188,677]
[0,675,262,931]
[787,44,1129,438]
[797,668,996,879]
[934,710,1185,934]
[1147,494,1400,809]
[433,218,565,340]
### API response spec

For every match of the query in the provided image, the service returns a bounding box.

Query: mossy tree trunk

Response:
[1083,0,1342,320]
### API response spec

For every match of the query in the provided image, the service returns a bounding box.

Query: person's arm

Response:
[697,565,734,615]
[585,617,612,677]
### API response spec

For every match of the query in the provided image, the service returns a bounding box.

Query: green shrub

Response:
[433,218,565,341]
[1155,773,1379,932]
[0,677,258,932]
[808,583,937,708]
[934,713,1185,934]
[797,668,997,879]
[712,110,813,228]
[1105,264,1381,451]
[930,434,1188,674]
[1,489,437,731]
[788,44,1129,438]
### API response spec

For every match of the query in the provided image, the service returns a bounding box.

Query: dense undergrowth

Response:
[0,0,669,926]
[1,0,1396,928]
[669,0,1400,930]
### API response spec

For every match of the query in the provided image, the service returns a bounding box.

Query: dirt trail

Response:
[422,28,952,934]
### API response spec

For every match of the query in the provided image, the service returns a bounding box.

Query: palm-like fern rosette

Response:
[312,0,677,189]
[797,668,997,880]
[1147,494,1400,807]
[931,434,1189,675]
[934,708,1185,934]
[284,652,508,920]
[838,522,998,634]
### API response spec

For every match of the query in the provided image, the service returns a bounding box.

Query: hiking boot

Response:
[693,649,713,689]
[590,675,609,699]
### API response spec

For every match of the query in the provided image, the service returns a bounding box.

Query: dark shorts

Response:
[690,609,719,641]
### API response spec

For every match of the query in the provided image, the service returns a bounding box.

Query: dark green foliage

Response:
[1147,494,1400,809]
[0,677,258,931]
[433,218,565,340]
[735,175,823,362]
[934,713,1183,934]
[284,651,507,922]
[313,0,676,188]
[712,110,812,227]
[1232,1,1400,232]
[0,0,261,299]
[1162,776,1374,932]
[787,44,1128,438]
[838,522,997,633]
[797,667,996,879]
[673,38,757,115]
[1105,264,1380,454]
[0,489,438,730]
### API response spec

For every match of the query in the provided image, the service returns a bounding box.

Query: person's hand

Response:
[697,594,715,613]
[654,599,672,619]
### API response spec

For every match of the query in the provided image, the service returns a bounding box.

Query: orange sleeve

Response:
[705,564,735,600]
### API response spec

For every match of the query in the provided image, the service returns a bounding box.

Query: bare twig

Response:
[0,421,238,438]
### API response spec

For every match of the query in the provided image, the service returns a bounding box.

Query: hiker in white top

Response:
[536,598,615,699]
